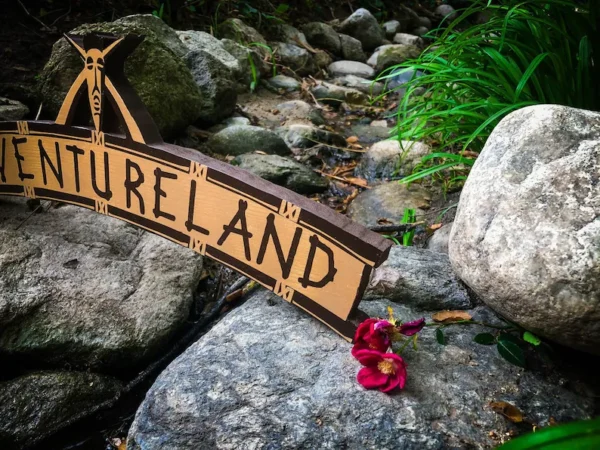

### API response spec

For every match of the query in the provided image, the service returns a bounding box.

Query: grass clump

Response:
[378,0,599,184]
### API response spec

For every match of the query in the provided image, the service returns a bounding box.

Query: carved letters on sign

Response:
[0,33,392,341]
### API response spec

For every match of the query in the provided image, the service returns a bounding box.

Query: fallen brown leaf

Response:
[254,150,267,155]
[345,177,367,187]
[429,223,443,231]
[346,136,359,144]
[432,310,472,323]
[377,217,394,225]
[490,401,524,423]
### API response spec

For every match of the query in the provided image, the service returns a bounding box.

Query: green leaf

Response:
[497,340,525,368]
[474,333,495,345]
[498,416,600,450]
[522,331,541,346]
[275,3,289,14]
[436,328,447,345]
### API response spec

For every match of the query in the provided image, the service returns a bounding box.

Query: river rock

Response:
[312,81,369,106]
[393,32,425,48]
[330,75,384,96]
[0,199,203,371]
[449,105,600,355]
[301,22,341,55]
[265,75,301,92]
[127,289,594,450]
[356,140,431,181]
[221,38,269,82]
[185,50,237,124]
[313,50,334,69]
[427,223,453,254]
[176,30,239,74]
[208,125,290,156]
[275,24,308,46]
[382,20,401,39]
[0,97,29,121]
[339,8,385,51]
[370,44,421,73]
[281,123,347,149]
[339,34,366,62]
[232,154,328,194]
[365,246,472,310]
[436,4,458,22]
[347,182,431,228]
[219,18,267,48]
[272,42,316,76]
[411,26,429,37]
[327,61,374,79]
[418,16,433,29]
[276,100,324,125]
[0,371,122,448]
[37,15,202,139]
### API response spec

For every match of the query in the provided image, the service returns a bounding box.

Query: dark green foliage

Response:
[379,0,599,182]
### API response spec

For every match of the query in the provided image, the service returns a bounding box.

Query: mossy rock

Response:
[37,15,202,139]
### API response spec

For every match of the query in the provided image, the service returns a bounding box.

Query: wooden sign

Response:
[0,33,391,341]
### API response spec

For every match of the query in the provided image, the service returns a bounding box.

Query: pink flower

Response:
[351,319,393,357]
[354,349,407,393]
[398,318,426,336]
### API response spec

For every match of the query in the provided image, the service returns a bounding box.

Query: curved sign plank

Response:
[0,33,391,341]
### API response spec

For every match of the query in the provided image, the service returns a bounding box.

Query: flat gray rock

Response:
[232,153,328,194]
[272,42,316,76]
[365,246,473,310]
[265,75,301,92]
[280,123,347,149]
[450,105,600,355]
[208,125,291,156]
[127,289,594,450]
[330,75,384,96]
[311,81,369,106]
[327,60,375,79]
[427,222,452,254]
[347,182,431,228]
[0,199,203,371]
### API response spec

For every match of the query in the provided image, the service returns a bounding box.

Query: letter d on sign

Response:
[298,235,337,289]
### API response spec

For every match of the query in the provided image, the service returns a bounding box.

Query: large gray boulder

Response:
[347,182,431,228]
[449,105,600,355]
[208,125,291,156]
[232,154,328,194]
[301,22,341,55]
[339,8,385,51]
[365,246,473,310]
[0,199,203,370]
[185,50,238,124]
[127,289,594,450]
[0,371,122,448]
[37,15,202,139]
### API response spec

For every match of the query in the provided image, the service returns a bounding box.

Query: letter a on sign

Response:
[0,33,392,341]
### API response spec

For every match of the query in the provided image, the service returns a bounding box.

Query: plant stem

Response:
[425,320,515,330]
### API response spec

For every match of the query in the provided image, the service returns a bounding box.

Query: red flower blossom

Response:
[354,349,407,393]
[351,318,392,356]
[398,318,426,336]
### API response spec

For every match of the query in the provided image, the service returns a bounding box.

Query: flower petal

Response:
[354,318,378,343]
[379,376,400,393]
[353,349,383,366]
[399,318,426,336]
[357,366,388,389]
